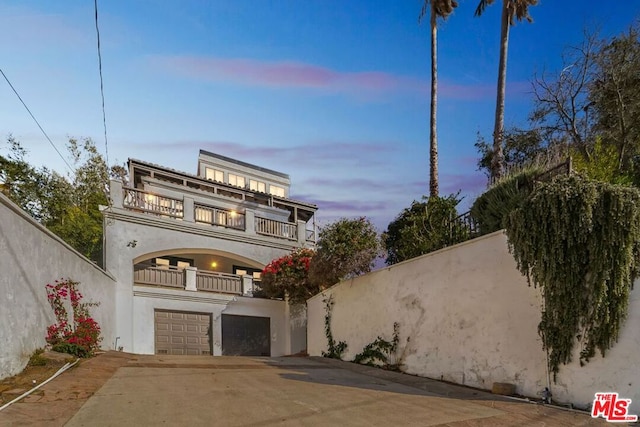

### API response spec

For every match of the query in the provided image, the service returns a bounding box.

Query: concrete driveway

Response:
[1,352,608,426]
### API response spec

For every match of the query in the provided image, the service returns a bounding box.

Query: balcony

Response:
[114,183,316,245]
[133,264,248,296]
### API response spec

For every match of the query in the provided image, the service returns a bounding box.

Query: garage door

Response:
[222,314,270,356]
[154,310,212,355]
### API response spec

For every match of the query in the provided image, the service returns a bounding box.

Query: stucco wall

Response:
[104,208,297,352]
[307,231,640,413]
[131,288,291,356]
[0,194,116,380]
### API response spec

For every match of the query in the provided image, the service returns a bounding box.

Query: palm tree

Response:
[420,0,458,197]
[475,0,537,181]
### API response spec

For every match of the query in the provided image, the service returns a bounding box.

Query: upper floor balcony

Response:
[109,180,317,246]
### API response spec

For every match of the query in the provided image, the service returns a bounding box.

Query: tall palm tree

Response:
[475,0,537,181]
[420,0,458,197]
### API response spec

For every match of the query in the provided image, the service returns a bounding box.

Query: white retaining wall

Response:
[0,194,116,380]
[307,231,640,413]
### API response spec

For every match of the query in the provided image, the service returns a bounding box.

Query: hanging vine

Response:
[505,175,640,380]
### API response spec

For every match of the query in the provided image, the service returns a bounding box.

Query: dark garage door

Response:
[222,314,270,356]
[155,310,212,355]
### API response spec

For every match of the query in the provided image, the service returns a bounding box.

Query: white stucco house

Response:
[103,150,317,357]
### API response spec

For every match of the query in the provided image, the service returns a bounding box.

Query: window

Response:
[269,185,285,197]
[228,173,245,188]
[205,167,224,182]
[176,261,191,270]
[155,258,170,269]
[249,179,266,193]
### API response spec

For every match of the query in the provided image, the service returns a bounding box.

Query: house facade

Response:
[103,150,317,357]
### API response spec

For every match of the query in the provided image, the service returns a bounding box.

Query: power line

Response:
[94,0,109,168]
[0,68,74,173]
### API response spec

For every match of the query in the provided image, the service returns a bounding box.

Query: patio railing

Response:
[194,203,245,230]
[255,217,297,241]
[120,187,314,244]
[133,264,184,288]
[123,188,184,219]
[133,264,243,295]
[195,270,242,294]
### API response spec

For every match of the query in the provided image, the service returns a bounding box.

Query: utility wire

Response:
[94,0,109,169]
[0,68,74,173]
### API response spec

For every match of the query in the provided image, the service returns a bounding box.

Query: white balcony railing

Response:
[134,264,243,295]
[194,204,245,230]
[133,264,184,288]
[120,187,310,243]
[195,270,243,294]
[255,217,297,241]
[123,188,183,219]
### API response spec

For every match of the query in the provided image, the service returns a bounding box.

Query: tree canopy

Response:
[260,217,380,304]
[383,194,467,265]
[477,24,640,185]
[0,136,124,264]
[309,217,380,288]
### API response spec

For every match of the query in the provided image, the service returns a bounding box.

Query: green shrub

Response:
[52,342,89,358]
[28,348,47,366]
[470,168,541,235]
[384,194,467,265]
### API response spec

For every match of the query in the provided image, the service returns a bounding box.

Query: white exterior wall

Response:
[307,231,640,413]
[0,194,116,380]
[131,287,289,355]
[104,207,300,354]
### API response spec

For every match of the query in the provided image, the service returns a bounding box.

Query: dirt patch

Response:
[0,351,135,427]
[0,351,75,403]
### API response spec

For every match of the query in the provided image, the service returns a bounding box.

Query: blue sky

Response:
[1,1,639,230]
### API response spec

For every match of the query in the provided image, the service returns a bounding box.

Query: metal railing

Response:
[255,217,297,240]
[196,270,242,294]
[450,157,573,242]
[533,157,573,183]
[133,264,184,288]
[123,187,184,219]
[194,204,245,230]
[453,211,480,239]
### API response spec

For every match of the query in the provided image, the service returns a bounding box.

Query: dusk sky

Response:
[1,1,639,230]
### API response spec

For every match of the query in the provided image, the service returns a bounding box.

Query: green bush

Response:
[28,348,47,366]
[470,168,541,235]
[52,342,89,358]
[384,194,466,265]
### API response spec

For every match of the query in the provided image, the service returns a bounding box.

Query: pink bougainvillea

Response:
[45,278,102,357]
[260,248,317,305]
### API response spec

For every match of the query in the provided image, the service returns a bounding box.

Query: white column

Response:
[183,197,194,222]
[109,179,124,208]
[242,275,254,296]
[245,209,256,235]
[297,220,306,245]
[185,266,197,291]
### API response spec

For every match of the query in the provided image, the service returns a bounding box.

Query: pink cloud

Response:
[441,173,488,195]
[150,55,529,101]
[128,139,396,167]
[0,7,87,49]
